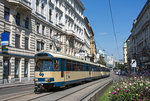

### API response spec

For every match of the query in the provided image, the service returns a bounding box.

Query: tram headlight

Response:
[45,78,50,82]
[34,79,38,82]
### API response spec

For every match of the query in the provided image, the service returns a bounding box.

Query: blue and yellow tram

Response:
[34,52,110,92]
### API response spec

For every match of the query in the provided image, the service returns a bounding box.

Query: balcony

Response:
[7,0,31,11]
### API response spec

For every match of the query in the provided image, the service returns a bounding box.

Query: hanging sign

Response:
[1,32,9,46]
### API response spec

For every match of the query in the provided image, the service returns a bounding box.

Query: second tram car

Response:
[34,52,110,92]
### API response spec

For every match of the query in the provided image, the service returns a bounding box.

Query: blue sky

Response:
[81,0,147,60]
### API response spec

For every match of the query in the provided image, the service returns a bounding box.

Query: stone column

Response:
[29,59,34,81]
[28,59,30,80]
[19,58,24,82]
[10,57,15,82]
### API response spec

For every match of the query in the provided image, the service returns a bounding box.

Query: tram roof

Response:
[35,51,100,66]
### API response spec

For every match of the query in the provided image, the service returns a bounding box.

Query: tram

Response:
[34,51,110,92]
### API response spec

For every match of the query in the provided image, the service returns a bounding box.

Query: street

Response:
[0,73,119,101]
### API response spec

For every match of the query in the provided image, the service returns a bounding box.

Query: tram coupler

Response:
[34,83,44,93]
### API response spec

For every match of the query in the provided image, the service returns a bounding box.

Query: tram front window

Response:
[35,60,53,71]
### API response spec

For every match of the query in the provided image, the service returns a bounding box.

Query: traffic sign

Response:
[131,59,137,67]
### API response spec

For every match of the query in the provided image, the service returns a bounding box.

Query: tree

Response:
[115,62,124,70]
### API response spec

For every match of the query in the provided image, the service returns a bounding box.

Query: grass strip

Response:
[97,84,113,101]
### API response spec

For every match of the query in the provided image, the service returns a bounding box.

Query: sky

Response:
[81,0,147,60]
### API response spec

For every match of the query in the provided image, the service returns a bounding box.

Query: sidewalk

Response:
[0,81,34,89]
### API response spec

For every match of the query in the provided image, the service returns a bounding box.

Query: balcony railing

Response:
[7,0,31,9]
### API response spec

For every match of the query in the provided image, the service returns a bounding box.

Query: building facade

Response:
[127,0,150,71]
[0,0,92,84]
[123,41,127,67]
[89,27,96,62]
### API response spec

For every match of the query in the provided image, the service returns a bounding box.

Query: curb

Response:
[0,83,34,89]
[85,79,113,101]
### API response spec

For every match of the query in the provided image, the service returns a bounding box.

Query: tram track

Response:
[31,77,113,101]
[1,77,113,101]
[56,77,113,101]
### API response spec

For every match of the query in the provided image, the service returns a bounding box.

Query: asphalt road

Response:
[0,84,34,96]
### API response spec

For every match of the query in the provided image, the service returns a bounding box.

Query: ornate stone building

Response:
[0,0,93,83]
[127,0,150,70]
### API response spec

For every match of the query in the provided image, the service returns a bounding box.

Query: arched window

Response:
[36,0,39,12]
[49,9,52,21]
[41,3,45,15]
[16,13,20,25]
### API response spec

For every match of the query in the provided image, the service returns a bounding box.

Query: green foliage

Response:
[97,85,113,101]
[109,77,150,101]
[115,62,124,70]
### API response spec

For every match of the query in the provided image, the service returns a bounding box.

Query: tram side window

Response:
[80,63,84,71]
[97,66,100,71]
[94,66,96,71]
[75,62,79,71]
[72,61,76,71]
[100,67,102,71]
[87,64,90,71]
[66,60,72,71]
[54,60,59,71]
[92,65,95,71]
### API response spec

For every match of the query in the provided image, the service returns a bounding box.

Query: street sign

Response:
[1,32,9,46]
[131,59,137,67]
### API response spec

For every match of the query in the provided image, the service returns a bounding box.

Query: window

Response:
[41,3,44,15]
[72,61,77,71]
[57,47,61,52]
[56,13,58,23]
[49,9,52,21]
[66,60,72,71]
[25,17,29,29]
[16,13,20,26]
[50,29,52,37]
[15,34,20,48]
[54,60,59,71]
[87,64,90,71]
[36,0,39,12]
[36,41,44,51]
[41,42,44,50]
[37,41,40,51]
[25,37,29,50]
[35,59,53,71]
[42,25,45,35]
[50,44,52,50]
[15,58,20,78]
[4,7,10,21]
[24,59,28,77]
[36,23,40,33]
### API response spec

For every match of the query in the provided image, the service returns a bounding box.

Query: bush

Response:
[108,76,150,101]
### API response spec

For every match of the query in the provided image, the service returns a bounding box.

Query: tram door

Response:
[91,66,94,77]
[3,58,10,82]
[61,59,65,81]
[89,65,91,76]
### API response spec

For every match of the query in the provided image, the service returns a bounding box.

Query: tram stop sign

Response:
[131,59,137,67]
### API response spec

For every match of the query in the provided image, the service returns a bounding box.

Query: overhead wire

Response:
[108,0,120,59]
